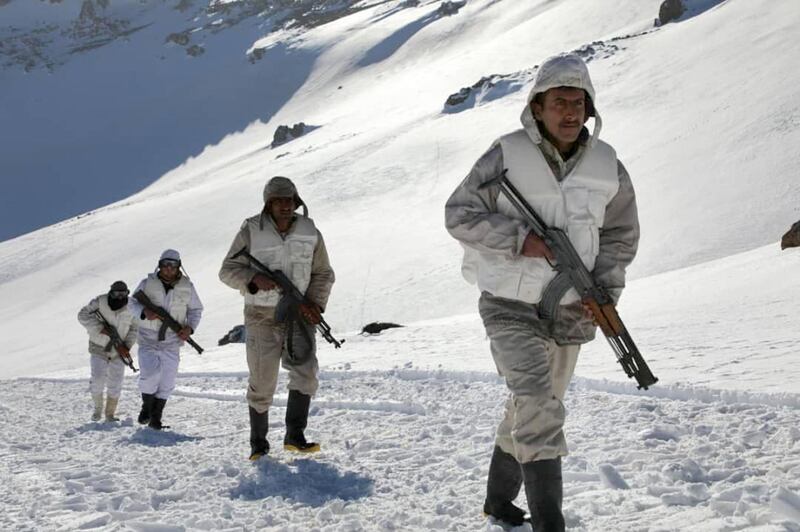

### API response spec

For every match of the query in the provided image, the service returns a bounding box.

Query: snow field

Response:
[2,368,799,531]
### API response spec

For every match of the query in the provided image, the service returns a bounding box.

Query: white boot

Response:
[92,394,104,421]
[105,396,120,422]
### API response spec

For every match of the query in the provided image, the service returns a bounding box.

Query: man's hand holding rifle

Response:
[230,247,344,348]
[94,310,138,372]
[481,170,658,390]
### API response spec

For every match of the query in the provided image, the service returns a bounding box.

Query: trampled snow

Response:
[1,0,799,530]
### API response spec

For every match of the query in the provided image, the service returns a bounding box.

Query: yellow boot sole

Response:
[283,442,321,453]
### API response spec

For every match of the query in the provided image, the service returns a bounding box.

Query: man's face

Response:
[158,259,180,282]
[532,86,587,153]
[268,196,296,225]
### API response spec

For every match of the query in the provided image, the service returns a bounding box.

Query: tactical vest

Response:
[138,274,193,333]
[89,295,135,352]
[244,216,318,308]
[462,129,619,305]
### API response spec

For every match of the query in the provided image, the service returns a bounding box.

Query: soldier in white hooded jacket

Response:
[77,281,138,422]
[445,53,640,531]
[128,249,203,430]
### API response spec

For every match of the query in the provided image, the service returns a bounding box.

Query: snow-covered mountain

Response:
[2,0,800,530]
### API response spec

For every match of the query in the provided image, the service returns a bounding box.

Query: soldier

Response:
[77,281,137,422]
[128,249,203,430]
[219,176,335,460]
[445,53,640,530]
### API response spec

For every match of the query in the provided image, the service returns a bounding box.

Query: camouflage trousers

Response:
[480,293,580,463]
[244,306,319,414]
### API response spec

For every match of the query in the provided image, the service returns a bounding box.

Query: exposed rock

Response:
[444,38,624,113]
[78,0,97,22]
[174,0,194,11]
[573,40,620,63]
[444,71,534,112]
[437,1,466,17]
[166,31,191,46]
[0,0,12,7]
[360,322,404,335]
[781,221,800,250]
[401,0,420,6]
[218,325,246,346]
[272,122,307,147]
[186,44,205,56]
[96,0,109,8]
[248,47,265,63]
[658,0,686,25]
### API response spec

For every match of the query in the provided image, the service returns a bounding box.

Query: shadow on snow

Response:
[230,457,373,506]
[124,427,204,447]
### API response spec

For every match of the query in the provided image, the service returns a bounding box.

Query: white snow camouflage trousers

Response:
[480,293,580,463]
[137,346,180,400]
[245,306,319,414]
[89,353,125,398]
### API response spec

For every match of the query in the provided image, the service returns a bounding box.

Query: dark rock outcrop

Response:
[438,1,466,17]
[166,31,191,46]
[658,0,686,25]
[186,44,205,56]
[781,221,800,250]
[272,122,307,147]
[218,325,246,346]
[360,322,404,335]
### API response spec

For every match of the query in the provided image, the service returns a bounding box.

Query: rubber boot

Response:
[91,394,104,422]
[483,446,528,526]
[148,398,168,430]
[248,406,270,460]
[283,390,320,453]
[105,396,120,422]
[521,457,565,532]
[138,393,155,425]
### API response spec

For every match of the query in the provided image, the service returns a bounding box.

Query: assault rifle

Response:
[480,170,658,389]
[230,247,345,349]
[132,291,204,354]
[93,310,138,372]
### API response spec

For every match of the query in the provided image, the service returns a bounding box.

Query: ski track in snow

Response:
[1,371,799,531]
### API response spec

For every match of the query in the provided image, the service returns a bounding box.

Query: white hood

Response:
[520,53,602,147]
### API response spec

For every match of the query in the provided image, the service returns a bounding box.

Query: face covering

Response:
[108,294,128,311]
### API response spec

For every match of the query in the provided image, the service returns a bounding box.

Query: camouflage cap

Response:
[263,176,306,214]
[263,176,296,201]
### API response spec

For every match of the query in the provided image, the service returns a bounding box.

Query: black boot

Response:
[249,406,270,460]
[138,393,156,425]
[521,457,565,532]
[483,446,528,526]
[148,398,168,430]
[283,390,320,453]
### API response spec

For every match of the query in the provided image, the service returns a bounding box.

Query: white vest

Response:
[462,129,619,305]
[138,273,193,333]
[244,216,319,308]
[89,295,135,350]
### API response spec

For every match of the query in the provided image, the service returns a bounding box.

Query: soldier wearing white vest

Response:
[445,53,640,531]
[219,176,335,460]
[77,281,138,422]
[128,249,203,430]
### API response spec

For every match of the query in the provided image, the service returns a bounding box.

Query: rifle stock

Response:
[479,170,658,389]
[230,247,344,349]
[132,291,204,354]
